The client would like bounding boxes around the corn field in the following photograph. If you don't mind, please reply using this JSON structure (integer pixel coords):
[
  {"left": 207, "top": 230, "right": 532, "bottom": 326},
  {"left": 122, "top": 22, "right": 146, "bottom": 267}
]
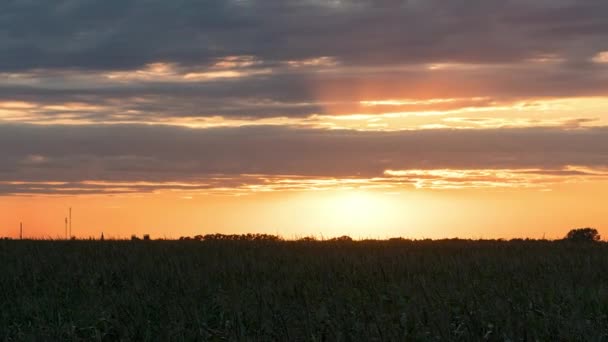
[{"left": 1, "top": 239, "right": 607, "bottom": 341}]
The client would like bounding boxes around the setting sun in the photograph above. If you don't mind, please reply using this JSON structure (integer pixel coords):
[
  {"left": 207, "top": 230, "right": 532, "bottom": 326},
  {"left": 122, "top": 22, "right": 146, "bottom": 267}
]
[{"left": 321, "top": 191, "right": 397, "bottom": 236}]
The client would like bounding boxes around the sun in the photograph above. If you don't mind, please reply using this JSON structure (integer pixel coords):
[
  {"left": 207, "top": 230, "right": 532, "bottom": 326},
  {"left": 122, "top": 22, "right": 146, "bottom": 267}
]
[
  {"left": 334, "top": 191, "right": 377, "bottom": 213},
  {"left": 321, "top": 190, "right": 396, "bottom": 237}
]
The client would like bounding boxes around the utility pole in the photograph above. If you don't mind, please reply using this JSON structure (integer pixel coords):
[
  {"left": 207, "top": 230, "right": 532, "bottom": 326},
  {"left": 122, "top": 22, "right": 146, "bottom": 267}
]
[
  {"left": 69, "top": 207, "right": 72, "bottom": 239},
  {"left": 19, "top": 222, "right": 22, "bottom": 240},
  {"left": 65, "top": 217, "right": 68, "bottom": 240}
]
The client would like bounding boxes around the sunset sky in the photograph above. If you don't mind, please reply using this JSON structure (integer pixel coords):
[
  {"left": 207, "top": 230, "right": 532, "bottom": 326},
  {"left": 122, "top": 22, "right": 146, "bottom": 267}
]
[{"left": 1, "top": 0, "right": 608, "bottom": 239}]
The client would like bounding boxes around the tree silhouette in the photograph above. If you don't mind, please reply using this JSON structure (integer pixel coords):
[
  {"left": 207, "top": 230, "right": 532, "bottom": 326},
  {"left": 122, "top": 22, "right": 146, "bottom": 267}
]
[
  {"left": 297, "top": 236, "right": 317, "bottom": 242},
  {"left": 328, "top": 235, "right": 353, "bottom": 242},
  {"left": 199, "top": 233, "right": 281, "bottom": 241},
  {"left": 564, "top": 228, "right": 600, "bottom": 242}
]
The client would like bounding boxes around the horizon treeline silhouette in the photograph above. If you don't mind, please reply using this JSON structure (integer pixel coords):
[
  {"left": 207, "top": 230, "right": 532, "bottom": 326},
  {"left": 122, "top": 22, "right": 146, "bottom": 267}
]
[{"left": 1, "top": 228, "right": 601, "bottom": 242}]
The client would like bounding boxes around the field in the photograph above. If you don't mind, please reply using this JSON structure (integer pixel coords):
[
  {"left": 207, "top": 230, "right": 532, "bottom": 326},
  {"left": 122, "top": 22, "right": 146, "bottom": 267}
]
[{"left": 2, "top": 240, "right": 608, "bottom": 341}]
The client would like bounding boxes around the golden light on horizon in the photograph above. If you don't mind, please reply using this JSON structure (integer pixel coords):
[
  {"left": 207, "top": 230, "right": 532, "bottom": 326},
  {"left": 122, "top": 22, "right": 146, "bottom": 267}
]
[
  {"left": 2, "top": 179, "right": 608, "bottom": 240},
  {"left": 321, "top": 190, "right": 397, "bottom": 235}
]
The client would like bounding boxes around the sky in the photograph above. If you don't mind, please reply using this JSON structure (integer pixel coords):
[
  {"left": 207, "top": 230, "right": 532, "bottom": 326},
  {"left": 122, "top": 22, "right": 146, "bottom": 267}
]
[{"left": 1, "top": 0, "right": 608, "bottom": 239}]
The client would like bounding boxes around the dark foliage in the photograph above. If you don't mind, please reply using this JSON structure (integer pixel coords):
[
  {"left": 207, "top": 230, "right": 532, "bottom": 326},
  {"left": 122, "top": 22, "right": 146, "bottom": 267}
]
[
  {"left": 296, "top": 236, "right": 317, "bottom": 242},
  {"left": 328, "top": 235, "right": 353, "bottom": 242},
  {"left": 564, "top": 228, "right": 600, "bottom": 242},
  {"left": 179, "top": 233, "right": 281, "bottom": 242},
  {"left": 2, "top": 240, "right": 608, "bottom": 340}
]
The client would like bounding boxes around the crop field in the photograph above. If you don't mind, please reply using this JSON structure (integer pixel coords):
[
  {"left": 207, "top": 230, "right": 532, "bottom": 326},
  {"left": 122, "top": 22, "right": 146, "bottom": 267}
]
[{"left": 1, "top": 240, "right": 608, "bottom": 341}]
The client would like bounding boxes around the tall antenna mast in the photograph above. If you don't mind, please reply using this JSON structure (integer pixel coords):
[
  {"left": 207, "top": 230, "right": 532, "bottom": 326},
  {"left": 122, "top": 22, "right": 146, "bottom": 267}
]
[
  {"left": 69, "top": 207, "right": 72, "bottom": 239},
  {"left": 20, "top": 222, "right": 22, "bottom": 240},
  {"left": 65, "top": 217, "right": 68, "bottom": 240}
]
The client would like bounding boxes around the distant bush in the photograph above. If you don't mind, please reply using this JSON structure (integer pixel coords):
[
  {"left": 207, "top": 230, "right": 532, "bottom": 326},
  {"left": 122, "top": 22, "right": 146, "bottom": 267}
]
[
  {"left": 388, "top": 237, "right": 408, "bottom": 242},
  {"left": 178, "top": 233, "right": 283, "bottom": 242},
  {"left": 564, "top": 228, "right": 600, "bottom": 242},
  {"left": 297, "top": 236, "right": 317, "bottom": 242},
  {"left": 328, "top": 235, "right": 353, "bottom": 242}
]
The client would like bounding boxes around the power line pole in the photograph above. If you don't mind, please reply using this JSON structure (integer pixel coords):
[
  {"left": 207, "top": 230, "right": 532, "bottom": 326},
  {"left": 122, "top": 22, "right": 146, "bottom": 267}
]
[
  {"left": 19, "top": 222, "right": 22, "bottom": 240},
  {"left": 69, "top": 207, "right": 72, "bottom": 239},
  {"left": 65, "top": 217, "right": 68, "bottom": 240}
]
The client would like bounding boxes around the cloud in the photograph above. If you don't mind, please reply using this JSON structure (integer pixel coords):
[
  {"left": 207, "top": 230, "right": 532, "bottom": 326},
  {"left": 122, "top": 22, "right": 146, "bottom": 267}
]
[
  {"left": 592, "top": 51, "right": 608, "bottom": 64},
  {"left": 1, "top": 0, "right": 608, "bottom": 122},
  {"left": 2, "top": 1, "right": 608, "bottom": 195},
  {"left": 1, "top": 0, "right": 608, "bottom": 72},
  {"left": 1, "top": 123, "right": 607, "bottom": 194},
  {"left": 383, "top": 167, "right": 608, "bottom": 190},
  {"left": 1, "top": 63, "right": 607, "bottom": 123}
]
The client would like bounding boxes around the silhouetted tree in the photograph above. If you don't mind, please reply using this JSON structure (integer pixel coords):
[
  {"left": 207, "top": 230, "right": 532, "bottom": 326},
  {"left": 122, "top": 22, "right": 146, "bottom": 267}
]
[
  {"left": 200, "top": 233, "right": 281, "bottom": 241},
  {"left": 131, "top": 235, "right": 140, "bottom": 241},
  {"left": 329, "top": 235, "right": 353, "bottom": 242},
  {"left": 297, "top": 236, "right": 317, "bottom": 242},
  {"left": 203, "top": 233, "right": 223, "bottom": 241},
  {"left": 143, "top": 234, "right": 150, "bottom": 241},
  {"left": 564, "top": 228, "right": 600, "bottom": 242}
]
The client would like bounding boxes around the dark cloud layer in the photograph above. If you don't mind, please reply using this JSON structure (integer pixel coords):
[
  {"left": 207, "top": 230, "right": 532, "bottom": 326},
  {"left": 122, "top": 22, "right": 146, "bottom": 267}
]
[
  {"left": 1, "top": 0, "right": 608, "bottom": 71},
  {"left": 1, "top": 1, "right": 608, "bottom": 196},
  {"left": 1, "top": 64, "right": 607, "bottom": 121},
  {"left": 1, "top": 124, "right": 607, "bottom": 185},
  {"left": 1, "top": 0, "right": 608, "bottom": 120}
]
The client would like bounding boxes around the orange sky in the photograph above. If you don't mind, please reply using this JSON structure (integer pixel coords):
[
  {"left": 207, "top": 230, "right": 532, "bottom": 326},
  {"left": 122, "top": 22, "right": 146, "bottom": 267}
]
[{"left": 3, "top": 179, "right": 608, "bottom": 240}]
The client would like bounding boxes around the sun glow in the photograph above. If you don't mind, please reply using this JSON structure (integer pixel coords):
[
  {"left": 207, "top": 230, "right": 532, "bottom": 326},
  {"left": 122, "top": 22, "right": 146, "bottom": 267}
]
[{"left": 319, "top": 190, "right": 398, "bottom": 237}]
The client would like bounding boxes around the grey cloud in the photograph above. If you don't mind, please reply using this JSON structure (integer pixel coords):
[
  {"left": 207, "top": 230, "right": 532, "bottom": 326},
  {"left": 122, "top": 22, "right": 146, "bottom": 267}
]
[
  {"left": 1, "top": 124, "right": 608, "bottom": 187},
  {"left": 1, "top": 0, "right": 608, "bottom": 121},
  {"left": 1, "top": 62, "right": 607, "bottom": 121},
  {"left": 2, "top": 1, "right": 608, "bottom": 196},
  {"left": 1, "top": 0, "right": 608, "bottom": 72}
]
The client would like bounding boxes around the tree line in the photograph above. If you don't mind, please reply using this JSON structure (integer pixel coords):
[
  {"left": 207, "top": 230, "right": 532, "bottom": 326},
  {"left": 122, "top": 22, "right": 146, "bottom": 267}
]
[
  {"left": 176, "top": 234, "right": 355, "bottom": 242},
  {"left": 174, "top": 229, "right": 601, "bottom": 243}
]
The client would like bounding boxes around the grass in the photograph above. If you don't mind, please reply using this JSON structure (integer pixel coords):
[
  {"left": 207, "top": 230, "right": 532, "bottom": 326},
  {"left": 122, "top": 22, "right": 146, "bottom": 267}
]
[{"left": 1, "top": 239, "right": 608, "bottom": 341}]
